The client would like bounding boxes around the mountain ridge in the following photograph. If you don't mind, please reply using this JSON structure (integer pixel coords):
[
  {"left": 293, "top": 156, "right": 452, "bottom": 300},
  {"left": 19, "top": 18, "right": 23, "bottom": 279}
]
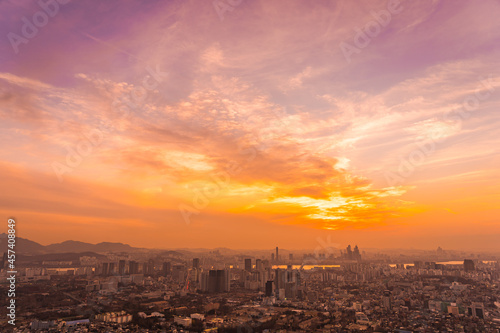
[{"left": 0, "top": 233, "right": 139, "bottom": 254}]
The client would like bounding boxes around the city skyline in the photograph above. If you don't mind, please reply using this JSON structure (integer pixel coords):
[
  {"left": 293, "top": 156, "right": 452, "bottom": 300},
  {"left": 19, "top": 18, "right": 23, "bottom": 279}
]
[
  {"left": 1, "top": 231, "right": 498, "bottom": 254},
  {"left": 1, "top": 0, "right": 500, "bottom": 251}
]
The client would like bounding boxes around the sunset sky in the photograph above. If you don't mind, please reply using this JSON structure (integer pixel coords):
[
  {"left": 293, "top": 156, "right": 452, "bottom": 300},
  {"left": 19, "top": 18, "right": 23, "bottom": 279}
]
[{"left": 1, "top": 0, "right": 499, "bottom": 250}]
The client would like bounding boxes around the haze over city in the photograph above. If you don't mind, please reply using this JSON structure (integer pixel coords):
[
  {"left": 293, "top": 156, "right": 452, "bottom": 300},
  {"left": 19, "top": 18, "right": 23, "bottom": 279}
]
[
  {"left": 1, "top": 0, "right": 500, "bottom": 251},
  {"left": 2, "top": 1, "right": 500, "bottom": 332}
]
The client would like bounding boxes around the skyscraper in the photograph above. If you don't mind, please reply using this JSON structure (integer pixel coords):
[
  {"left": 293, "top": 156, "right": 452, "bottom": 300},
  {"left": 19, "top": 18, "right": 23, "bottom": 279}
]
[
  {"left": 108, "top": 262, "right": 115, "bottom": 275},
  {"left": 201, "top": 269, "right": 230, "bottom": 293},
  {"left": 276, "top": 247, "right": 279, "bottom": 263},
  {"left": 118, "top": 260, "right": 126, "bottom": 275},
  {"left": 285, "top": 282, "right": 296, "bottom": 299},
  {"left": 274, "top": 268, "right": 285, "bottom": 293},
  {"left": 265, "top": 280, "right": 273, "bottom": 297},
  {"left": 464, "top": 259, "right": 475, "bottom": 272},
  {"left": 353, "top": 245, "right": 361, "bottom": 261},
  {"left": 346, "top": 245, "right": 353, "bottom": 260},
  {"left": 172, "top": 264, "right": 186, "bottom": 282},
  {"left": 101, "top": 262, "right": 109, "bottom": 276},
  {"left": 193, "top": 258, "right": 200, "bottom": 270},
  {"left": 245, "top": 258, "right": 252, "bottom": 272},
  {"left": 256, "top": 259, "right": 263, "bottom": 271},
  {"left": 129, "top": 260, "right": 139, "bottom": 274}
]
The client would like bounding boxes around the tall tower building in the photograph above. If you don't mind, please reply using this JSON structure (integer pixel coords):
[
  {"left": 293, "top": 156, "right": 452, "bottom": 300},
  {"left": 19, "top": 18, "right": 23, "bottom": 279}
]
[
  {"left": 265, "top": 280, "right": 273, "bottom": 296},
  {"left": 276, "top": 247, "right": 279, "bottom": 263},
  {"left": 129, "top": 261, "right": 139, "bottom": 274},
  {"left": 275, "top": 268, "right": 286, "bottom": 293},
  {"left": 201, "top": 269, "right": 230, "bottom": 293},
  {"left": 256, "top": 259, "right": 263, "bottom": 271},
  {"left": 172, "top": 264, "right": 185, "bottom": 282},
  {"left": 464, "top": 259, "right": 475, "bottom": 272},
  {"left": 245, "top": 258, "right": 252, "bottom": 272},
  {"left": 346, "top": 245, "right": 353, "bottom": 260},
  {"left": 108, "top": 262, "right": 115, "bottom": 275},
  {"left": 101, "top": 262, "right": 109, "bottom": 276},
  {"left": 353, "top": 245, "right": 361, "bottom": 261},
  {"left": 118, "top": 260, "right": 126, "bottom": 275},
  {"left": 193, "top": 258, "right": 200, "bottom": 270}
]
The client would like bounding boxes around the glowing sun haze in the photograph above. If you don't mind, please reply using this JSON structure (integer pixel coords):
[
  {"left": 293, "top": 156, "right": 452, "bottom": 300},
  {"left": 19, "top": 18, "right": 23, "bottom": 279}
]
[{"left": 1, "top": 0, "right": 499, "bottom": 250}]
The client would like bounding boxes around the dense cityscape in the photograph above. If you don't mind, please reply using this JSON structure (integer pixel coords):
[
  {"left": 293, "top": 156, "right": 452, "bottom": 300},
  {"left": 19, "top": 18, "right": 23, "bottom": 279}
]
[
  {"left": 2, "top": 1, "right": 500, "bottom": 332},
  {"left": 1, "top": 237, "right": 499, "bottom": 332}
]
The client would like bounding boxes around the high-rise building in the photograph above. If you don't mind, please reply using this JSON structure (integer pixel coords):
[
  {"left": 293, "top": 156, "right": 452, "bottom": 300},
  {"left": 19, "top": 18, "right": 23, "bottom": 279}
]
[
  {"left": 108, "top": 262, "right": 115, "bottom": 275},
  {"left": 118, "top": 260, "right": 126, "bottom": 275},
  {"left": 193, "top": 258, "right": 200, "bottom": 270},
  {"left": 275, "top": 268, "right": 286, "bottom": 293},
  {"left": 346, "top": 245, "right": 353, "bottom": 260},
  {"left": 353, "top": 245, "right": 361, "bottom": 261},
  {"left": 276, "top": 247, "right": 279, "bottom": 263},
  {"left": 245, "top": 258, "right": 252, "bottom": 272},
  {"left": 147, "top": 259, "right": 155, "bottom": 275},
  {"left": 129, "top": 261, "right": 139, "bottom": 274},
  {"left": 101, "top": 262, "right": 109, "bottom": 276},
  {"left": 265, "top": 280, "right": 273, "bottom": 297},
  {"left": 201, "top": 269, "right": 230, "bottom": 293},
  {"left": 271, "top": 253, "right": 275, "bottom": 262},
  {"left": 414, "top": 261, "right": 424, "bottom": 269},
  {"left": 172, "top": 264, "right": 185, "bottom": 282},
  {"left": 162, "top": 262, "right": 171, "bottom": 275},
  {"left": 464, "top": 259, "right": 475, "bottom": 272},
  {"left": 295, "top": 271, "right": 302, "bottom": 286},
  {"left": 285, "top": 282, "right": 296, "bottom": 299},
  {"left": 256, "top": 259, "right": 263, "bottom": 271}
]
